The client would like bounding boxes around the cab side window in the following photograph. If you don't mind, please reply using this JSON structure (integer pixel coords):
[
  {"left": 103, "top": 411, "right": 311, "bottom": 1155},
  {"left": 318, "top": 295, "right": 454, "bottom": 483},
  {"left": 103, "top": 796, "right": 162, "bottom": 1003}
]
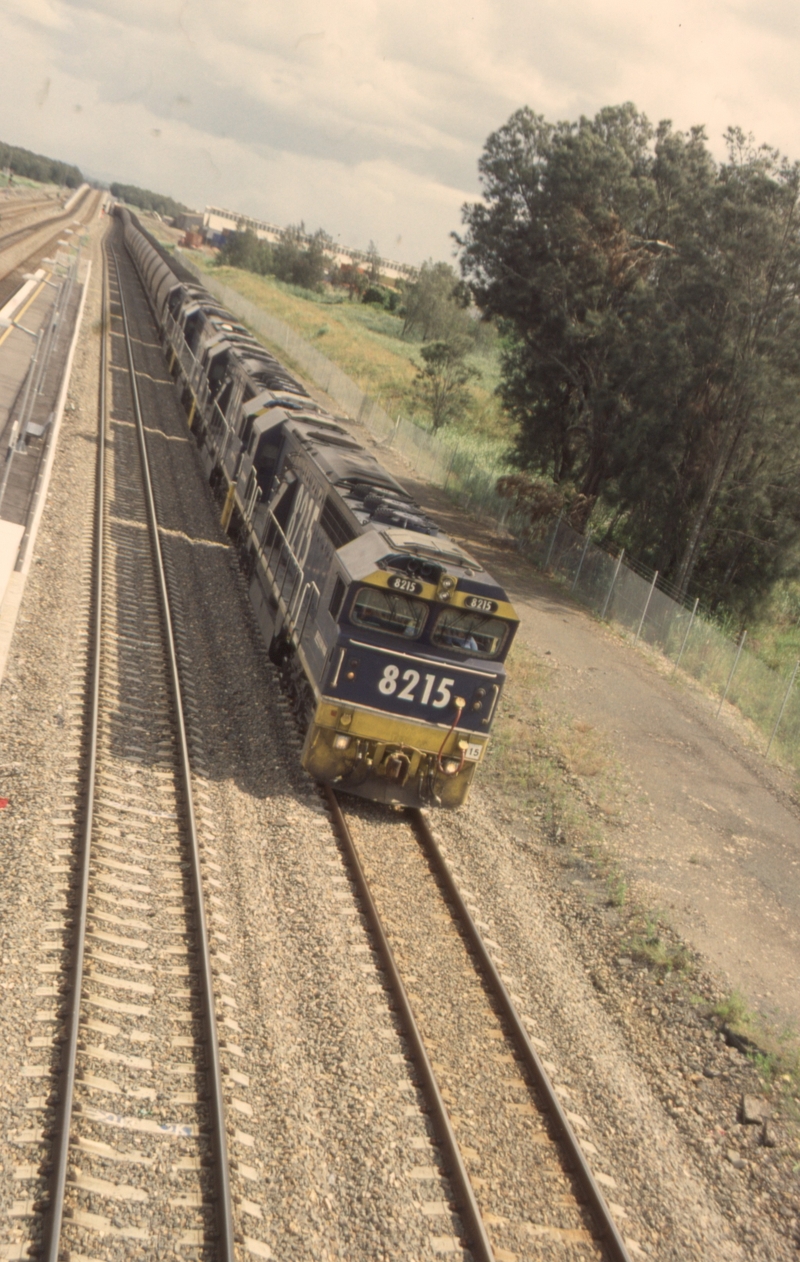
[
  {"left": 431, "top": 608, "right": 508, "bottom": 657},
  {"left": 351, "top": 587, "right": 427, "bottom": 639}
]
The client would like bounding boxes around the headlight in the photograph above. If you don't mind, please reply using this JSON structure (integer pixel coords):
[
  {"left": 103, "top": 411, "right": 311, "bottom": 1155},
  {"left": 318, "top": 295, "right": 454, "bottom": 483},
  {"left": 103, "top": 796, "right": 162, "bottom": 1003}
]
[{"left": 333, "top": 734, "right": 351, "bottom": 750}]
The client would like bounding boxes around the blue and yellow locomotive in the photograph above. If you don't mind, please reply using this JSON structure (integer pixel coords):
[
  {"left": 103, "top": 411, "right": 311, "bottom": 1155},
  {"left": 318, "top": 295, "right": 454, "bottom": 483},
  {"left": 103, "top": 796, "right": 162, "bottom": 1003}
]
[{"left": 118, "top": 206, "right": 518, "bottom": 807}]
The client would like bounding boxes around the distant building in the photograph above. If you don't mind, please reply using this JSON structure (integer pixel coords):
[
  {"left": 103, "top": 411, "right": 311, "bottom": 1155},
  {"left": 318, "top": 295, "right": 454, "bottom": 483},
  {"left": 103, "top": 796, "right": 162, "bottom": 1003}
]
[
  {"left": 202, "top": 206, "right": 418, "bottom": 281},
  {"left": 175, "top": 211, "right": 204, "bottom": 233}
]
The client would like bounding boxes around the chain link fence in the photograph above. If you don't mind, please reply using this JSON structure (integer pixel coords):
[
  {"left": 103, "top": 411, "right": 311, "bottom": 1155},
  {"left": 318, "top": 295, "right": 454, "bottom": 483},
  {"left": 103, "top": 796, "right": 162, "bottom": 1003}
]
[
  {"left": 531, "top": 516, "right": 800, "bottom": 769},
  {"left": 180, "top": 255, "right": 800, "bottom": 772},
  {"left": 179, "top": 257, "right": 512, "bottom": 517}
]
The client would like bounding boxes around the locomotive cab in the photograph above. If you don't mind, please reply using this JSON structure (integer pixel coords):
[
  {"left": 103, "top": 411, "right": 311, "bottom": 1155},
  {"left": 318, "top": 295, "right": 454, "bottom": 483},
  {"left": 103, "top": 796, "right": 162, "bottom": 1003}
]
[{"left": 301, "top": 530, "right": 519, "bottom": 808}]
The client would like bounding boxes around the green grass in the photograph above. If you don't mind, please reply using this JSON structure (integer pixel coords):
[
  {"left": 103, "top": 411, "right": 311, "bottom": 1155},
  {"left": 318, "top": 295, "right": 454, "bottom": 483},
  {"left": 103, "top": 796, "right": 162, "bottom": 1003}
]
[
  {"left": 0, "top": 173, "right": 51, "bottom": 190},
  {"left": 184, "top": 254, "right": 509, "bottom": 439},
  {"left": 606, "top": 869, "right": 628, "bottom": 907},
  {"left": 625, "top": 914, "right": 694, "bottom": 975},
  {"left": 713, "top": 990, "right": 800, "bottom": 1093},
  {"left": 747, "top": 580, "right": 800, "bottom": 677}
]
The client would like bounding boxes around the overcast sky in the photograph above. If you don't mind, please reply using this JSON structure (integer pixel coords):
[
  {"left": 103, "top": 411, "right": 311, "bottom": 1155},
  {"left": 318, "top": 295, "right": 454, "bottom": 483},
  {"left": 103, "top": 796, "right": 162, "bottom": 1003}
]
[{"left": 2, "top": 0, "right": 799, "bottom": 265}]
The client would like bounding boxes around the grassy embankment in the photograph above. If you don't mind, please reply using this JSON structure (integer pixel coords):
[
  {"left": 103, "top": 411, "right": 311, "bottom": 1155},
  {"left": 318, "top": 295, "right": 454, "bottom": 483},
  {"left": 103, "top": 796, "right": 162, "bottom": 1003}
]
[
  {"left": 185, "top": 254, "right": 507, "bottom": 441},
  {"left": 749, "top": 585, "right": 800, "bottom": 678},
  {"left": 0, "top": 174, "right": 50, "bottom": 190}
]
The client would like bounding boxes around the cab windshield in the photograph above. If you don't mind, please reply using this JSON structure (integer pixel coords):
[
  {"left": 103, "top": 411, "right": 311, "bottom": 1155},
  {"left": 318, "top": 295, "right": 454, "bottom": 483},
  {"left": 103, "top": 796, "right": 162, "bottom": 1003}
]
[
  {"left": 351, "top": 587, "right": 427, "bottom": 639},
  {"left": 431, "top": 608, "right": 507, "bottom": 658}
]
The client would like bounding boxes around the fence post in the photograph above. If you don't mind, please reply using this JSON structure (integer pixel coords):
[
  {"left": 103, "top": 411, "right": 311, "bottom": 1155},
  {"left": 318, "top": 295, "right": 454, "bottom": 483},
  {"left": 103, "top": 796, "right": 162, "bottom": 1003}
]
[
  {"left": 460, "top": 453, "right": 476, "bottom": 495},
  {"left": 443, "top": 442, "right": 459, "bottom": 490},
  {"left": 0, "top": 328, "right": 43, "bottom": 512},
  {"left": 634, "top": 570, "right": 659, "bottom": 645},
  {"left": 600, "top": 548, "right": 624, "bottom": 621},
  {"left": 717, "top": 629, "right": 747, "bottom": 718},
  {"left": 570, "top": 533, "right": 591, "bottom": 593},
  {"left": 413, "top": 437, "right": 424, "bottom": 474},
  {"left": 544, "top": 513, "right": 563, "bottom": 569},
  {"left": 672, "top": 597, "right": 699, "bottom": 674},
  {"left": 765, "top": 660, "right": 800, "bottom": 759}
]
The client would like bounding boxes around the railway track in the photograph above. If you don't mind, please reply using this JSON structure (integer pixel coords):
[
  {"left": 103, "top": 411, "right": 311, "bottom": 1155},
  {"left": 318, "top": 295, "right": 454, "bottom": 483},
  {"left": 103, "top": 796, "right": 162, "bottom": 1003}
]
[
  {"left": 22, "top": 213, "right": 631, "bottom": 1260},
  {"left": 324, "top": 790, "right": 634, "bottom": 1262},
  {"left": 0, "top": 202, "right": 83, "bottom": 255},
  {"left": 99, "top": 215, "right": 632, "bottom": 1259},
  {"left": 38, "top": 242, "right": 236, "bottom": 1260},
  {"left": 0, "top": 197, "right": 58, "bottom": 233}
]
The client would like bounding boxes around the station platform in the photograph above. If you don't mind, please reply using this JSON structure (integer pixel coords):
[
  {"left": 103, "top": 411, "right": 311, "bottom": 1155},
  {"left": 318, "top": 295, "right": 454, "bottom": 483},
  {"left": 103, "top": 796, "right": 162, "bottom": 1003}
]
[
  {"left": 0, "top": 241, "right": 92, "bottom": 684},
  {"left": 0, "top": 253, "right": 84, "bottom": 535}
]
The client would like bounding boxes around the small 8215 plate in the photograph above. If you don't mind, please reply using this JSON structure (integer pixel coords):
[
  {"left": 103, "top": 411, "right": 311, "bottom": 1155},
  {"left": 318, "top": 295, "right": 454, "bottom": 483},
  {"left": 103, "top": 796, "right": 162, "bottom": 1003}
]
[
  {"left": 463, "top": 595, "right": 497, "bottom": 613},
  {"left": 388, "top": 575, "right": 423, "bottom": 595}
]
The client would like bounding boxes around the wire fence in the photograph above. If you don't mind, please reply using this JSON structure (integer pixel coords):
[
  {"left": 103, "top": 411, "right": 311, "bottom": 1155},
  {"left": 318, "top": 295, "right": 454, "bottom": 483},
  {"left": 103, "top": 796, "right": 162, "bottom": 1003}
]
[
  {"left": 180, "top": 254, "right": 800, "bottom": 772},
  {"left": 179, "top": 257, "right": 513, "bottom": 517},
  {"left": 530, "top": 515, "right": 800, "bottom": 770}
]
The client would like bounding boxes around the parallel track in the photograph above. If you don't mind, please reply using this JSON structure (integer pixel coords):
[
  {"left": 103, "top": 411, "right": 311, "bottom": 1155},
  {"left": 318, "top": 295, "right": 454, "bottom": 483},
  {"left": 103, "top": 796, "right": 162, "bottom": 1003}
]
[
  {"left": 325, "top": 789, "right": 633, "bottom": 1262},
  {"left": 40, "top": 242, "right": 235, "bottom": 1260},
  {"left": 0, "top": 191, "right": 90, "bottom": 254}
]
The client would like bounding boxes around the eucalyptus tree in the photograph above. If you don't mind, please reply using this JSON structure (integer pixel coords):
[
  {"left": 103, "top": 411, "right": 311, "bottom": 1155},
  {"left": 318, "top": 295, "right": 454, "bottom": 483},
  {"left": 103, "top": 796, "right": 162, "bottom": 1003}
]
[
  {"left": 458, "top": 105, "right": 800, "bottom": 609},
  {"left": 402, "top": 260, "right": 474, "bottom": 342},
  {"left": 457, "top": 104, "right": 664, "bottom": 522},
  {"left": 649, "top": 129, "right": 800, "bottom": 602}
]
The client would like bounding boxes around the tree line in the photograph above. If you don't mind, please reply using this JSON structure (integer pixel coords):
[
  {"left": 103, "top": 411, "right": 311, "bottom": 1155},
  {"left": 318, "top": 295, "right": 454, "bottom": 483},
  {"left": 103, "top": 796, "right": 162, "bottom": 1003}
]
[
  {"left": 0, "top": 139, "right": 82, "bottom": 188},
  {"left": 215, "top": 223, "right": 397, "bottom": 297},
  {"left": 215, "top": 227, "right": 490, "bottom": 429},
  {"left": 216, "top": 224, "right": 337, "bottom": 291},
  {"left": 110, "top": 182, "right": 188, "bottom": 219},
  {"left": 457, "top": 104, "right": 800, "bottom": 613}
]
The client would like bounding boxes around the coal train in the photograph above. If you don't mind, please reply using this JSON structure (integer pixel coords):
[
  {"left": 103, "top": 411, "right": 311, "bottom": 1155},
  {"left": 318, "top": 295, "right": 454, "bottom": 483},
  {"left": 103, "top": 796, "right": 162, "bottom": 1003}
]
[{"left": 116, "top": 206, "right": 519, "bottom": 807}]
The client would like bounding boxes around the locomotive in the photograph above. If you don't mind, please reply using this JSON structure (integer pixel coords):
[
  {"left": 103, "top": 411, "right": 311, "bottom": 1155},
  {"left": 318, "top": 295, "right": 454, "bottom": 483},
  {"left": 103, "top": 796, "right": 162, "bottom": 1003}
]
[{"left": 117, "top": 206, "right": 519, "bottom": 807}]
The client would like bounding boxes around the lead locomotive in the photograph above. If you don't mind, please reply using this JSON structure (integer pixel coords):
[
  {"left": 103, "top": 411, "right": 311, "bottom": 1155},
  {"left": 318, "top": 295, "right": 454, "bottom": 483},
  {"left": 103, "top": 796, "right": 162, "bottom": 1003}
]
[{"left": 118, "top": 206, "right": 518, "bottom": 807}]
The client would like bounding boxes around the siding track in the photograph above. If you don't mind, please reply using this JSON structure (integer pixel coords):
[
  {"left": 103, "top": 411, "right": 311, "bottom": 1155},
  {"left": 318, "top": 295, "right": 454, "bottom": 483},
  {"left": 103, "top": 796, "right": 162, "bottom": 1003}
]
[
  {"left": 0, "top": 190, "right": 92, "bottom": 253},
  {"left": 325, "top": 789, "right": 633, "bottom": 1262},
  {"left": 39, "top": 244, "right": 235, "bottom": 1261}
]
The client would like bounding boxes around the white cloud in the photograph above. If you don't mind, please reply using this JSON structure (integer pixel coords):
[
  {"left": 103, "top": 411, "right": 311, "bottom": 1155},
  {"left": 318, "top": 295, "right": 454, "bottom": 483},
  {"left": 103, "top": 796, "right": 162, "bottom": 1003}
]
[{"left": 2, "top": 0, "right": 800, "bottom": 262}]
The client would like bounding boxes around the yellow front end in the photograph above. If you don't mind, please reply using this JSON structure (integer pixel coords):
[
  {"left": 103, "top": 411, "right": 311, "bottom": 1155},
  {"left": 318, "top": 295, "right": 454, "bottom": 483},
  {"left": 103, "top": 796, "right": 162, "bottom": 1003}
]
[{"left": 302, "top": 700, "right": 487, "bottom": 808}]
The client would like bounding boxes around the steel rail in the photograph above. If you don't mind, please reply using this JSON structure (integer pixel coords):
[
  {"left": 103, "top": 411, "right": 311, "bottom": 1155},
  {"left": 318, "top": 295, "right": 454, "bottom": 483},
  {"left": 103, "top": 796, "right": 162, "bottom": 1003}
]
[
  {"left": 411, "top": 809, "right": 633, "bottom": 1262},
  {"left": 0, "top": 191, "right": 89, "bottom": 252},
  {"left": 111, "top": 245, "right": 236, "bottom": 1262},
  {"left": 0, "top": 213, "right": 69, "bottom": 252},
  {"left": 323, "top": 786, "right": 496, "bottom": 1262},
  {"left": 40, "top": 247, "right": 107, "bottom": 1262}
]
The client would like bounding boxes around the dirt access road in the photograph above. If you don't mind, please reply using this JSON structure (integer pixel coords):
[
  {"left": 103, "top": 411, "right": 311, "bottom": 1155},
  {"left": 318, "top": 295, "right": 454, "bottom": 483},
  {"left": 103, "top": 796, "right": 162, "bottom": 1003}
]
[{"left": 376, "top": 455, "right": 800, "bottom": 1034}]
